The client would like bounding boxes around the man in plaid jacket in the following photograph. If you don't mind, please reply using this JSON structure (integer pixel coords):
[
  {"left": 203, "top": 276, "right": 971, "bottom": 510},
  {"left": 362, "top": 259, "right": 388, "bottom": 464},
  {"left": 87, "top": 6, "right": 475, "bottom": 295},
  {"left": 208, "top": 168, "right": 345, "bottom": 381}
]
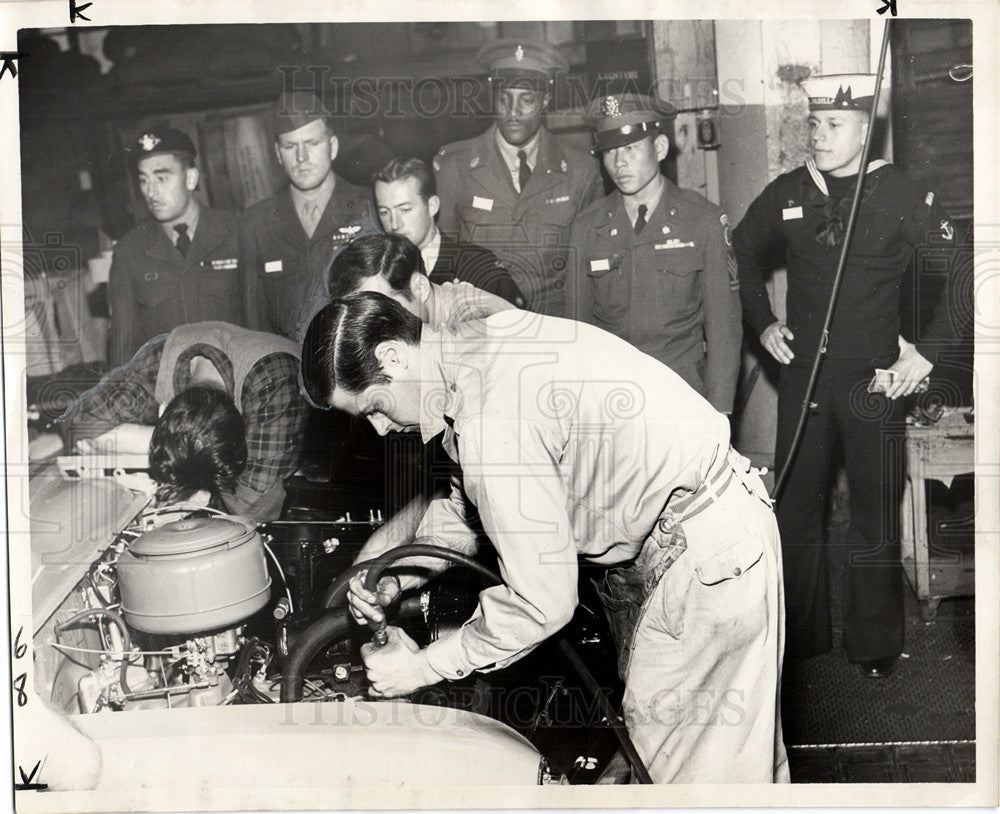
[{"left": 59, "top": 322, "right": 308, "bottom": 522}]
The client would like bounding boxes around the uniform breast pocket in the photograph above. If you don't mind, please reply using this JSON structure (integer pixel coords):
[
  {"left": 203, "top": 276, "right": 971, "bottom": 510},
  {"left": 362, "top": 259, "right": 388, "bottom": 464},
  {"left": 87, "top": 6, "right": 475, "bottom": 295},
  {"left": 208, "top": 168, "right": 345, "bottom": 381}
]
[
  {"left": 201, "top": 266, "right": 243, "bottom": 319},
  {"left": 654, "top": 248, "right": 702, "bottom": 315},
  {"left": 460, "top": 201, "right": 513, "bottom": 244},
  {"left": 256, "top": 255, "right": 303, "bottom": 283},
  {"left": 134, "top": 270, "right": 181, "bottom": 312},
  {"left": 588, "top": 261, "right": 629, "bottom": 324}
]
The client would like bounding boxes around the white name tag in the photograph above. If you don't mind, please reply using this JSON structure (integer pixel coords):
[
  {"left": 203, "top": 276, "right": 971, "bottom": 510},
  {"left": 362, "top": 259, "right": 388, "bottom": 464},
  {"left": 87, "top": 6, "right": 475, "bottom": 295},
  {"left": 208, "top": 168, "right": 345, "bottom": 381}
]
[
  {"left": 472, "top": 196, "right": 494, "bottom": 211},
  {"left": 265, "top": 260, "right": 283, "bottom": 273},
  {"left": 590, "top": 258, "right": 610, "bottom": 272},
  {"left": 546, "top": 195, "right": 570, "bottom": 205},
  {"left": 782, "top": 206, "right": 803, "bottom": 220},
  {"left": 210, "top": 258, "right": 238, "bottom": 271}
]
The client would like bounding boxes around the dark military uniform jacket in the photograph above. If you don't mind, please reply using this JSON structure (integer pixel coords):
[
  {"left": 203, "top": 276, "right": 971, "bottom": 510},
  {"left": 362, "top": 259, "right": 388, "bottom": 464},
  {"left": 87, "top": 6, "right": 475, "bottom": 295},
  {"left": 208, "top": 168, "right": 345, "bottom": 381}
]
[
  {"left": 434, "top": 125, "right": 602, "bottom": 317},
  {"left": 431, "top": 232, "right": 526, "bottom": 308},
  {"left": 108, "top": 206, "right": 244, "bottom": 368},
  {"left": 568, "top": 180, "right": 743, "bottom": 413},
  {"left": 733, "top": 163, "right": 957, "bottom": 366},
  {"left": 239, "top": 174, "right": 378, "bottom": 342}
]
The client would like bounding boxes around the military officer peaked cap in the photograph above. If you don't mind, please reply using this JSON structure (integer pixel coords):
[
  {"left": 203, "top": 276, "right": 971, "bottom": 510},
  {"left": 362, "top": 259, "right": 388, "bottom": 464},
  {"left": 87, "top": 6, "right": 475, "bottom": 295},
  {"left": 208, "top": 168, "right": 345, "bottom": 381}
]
[
  {"left": 802, "top": 73, "right": 878, "bottom": 112},
  {"left": 130, "top": 127, "right": 197, "bottom": 166},
  {"left": 271, "top": 90, "right": 331, "bottom": 138},
  {"left": 478, "top": 38, "right": 568, "bottom": 90},
  {"left": 584, "top": 93, "right": 677, "bottom": 152}
]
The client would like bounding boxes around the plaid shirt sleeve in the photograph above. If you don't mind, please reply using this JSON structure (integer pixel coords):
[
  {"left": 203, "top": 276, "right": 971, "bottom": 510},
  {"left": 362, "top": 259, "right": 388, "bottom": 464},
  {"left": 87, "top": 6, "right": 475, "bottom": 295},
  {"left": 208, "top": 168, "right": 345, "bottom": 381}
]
[
  {"left": 221, "top": 351, "right": 308, "bottom": 520},
  {"left": 59, "top": 338, "right": 164, "bottom": 446}
]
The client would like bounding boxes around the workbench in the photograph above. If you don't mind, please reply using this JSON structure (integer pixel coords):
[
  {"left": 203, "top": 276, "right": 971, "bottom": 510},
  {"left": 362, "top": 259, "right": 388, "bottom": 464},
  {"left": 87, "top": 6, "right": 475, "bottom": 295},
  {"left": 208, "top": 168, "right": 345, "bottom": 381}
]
[{"left": 899, "top": 407, "right": 975, "bottom": 620}]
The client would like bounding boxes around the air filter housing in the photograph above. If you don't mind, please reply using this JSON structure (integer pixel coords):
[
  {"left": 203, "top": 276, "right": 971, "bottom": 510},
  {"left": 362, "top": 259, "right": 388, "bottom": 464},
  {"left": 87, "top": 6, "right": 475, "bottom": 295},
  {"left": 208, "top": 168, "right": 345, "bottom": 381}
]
[{"left": 117, "top": 515, "right": 271, "bottom": 634}]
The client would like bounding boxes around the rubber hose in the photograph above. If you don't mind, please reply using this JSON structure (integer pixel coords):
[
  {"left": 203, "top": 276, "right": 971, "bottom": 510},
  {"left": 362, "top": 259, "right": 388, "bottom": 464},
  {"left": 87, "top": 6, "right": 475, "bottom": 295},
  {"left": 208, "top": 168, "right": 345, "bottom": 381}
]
[
  {"left": 314, "top": 544, "right": 653, "bottom": 783},
  {"left": 321, "top": 544, "right": 501, "bottom": 609},
  {"left": 55, "top": 607, "right": 134, "bottom": 696},
  {"left": 279, "top": 609, "right": 354, "bottom": 703}
]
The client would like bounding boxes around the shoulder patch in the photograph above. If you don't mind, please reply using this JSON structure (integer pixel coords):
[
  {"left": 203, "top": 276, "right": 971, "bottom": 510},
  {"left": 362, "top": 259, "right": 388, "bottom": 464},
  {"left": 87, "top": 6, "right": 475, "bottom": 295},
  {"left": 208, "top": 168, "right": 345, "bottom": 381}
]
[{"left": 720, "top": 213, "right": 733, "bottom": 247}]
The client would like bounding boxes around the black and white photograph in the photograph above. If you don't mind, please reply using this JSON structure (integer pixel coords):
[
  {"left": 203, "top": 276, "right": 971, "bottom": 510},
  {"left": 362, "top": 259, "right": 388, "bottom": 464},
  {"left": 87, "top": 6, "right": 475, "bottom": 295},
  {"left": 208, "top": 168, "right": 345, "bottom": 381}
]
[{"left": 1, "top": 1, "right": 997, "bottom": 810}]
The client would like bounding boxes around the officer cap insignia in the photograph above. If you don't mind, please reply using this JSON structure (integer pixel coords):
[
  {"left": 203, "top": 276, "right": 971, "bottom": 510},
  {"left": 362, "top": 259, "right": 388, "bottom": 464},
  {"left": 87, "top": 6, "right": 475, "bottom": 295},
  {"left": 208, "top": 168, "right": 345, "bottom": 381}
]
[
  {"left": 478, "top": 38, "right": 567, "bottom": 90},
  {"left": 584, "top": 93, "right": 677, "bottom": 152},
  {"left": 138, "top": 134, "right": 161, "bottom": 151},
  {"left": 432, "top": 155, "right": 442, "bottom": 172}
]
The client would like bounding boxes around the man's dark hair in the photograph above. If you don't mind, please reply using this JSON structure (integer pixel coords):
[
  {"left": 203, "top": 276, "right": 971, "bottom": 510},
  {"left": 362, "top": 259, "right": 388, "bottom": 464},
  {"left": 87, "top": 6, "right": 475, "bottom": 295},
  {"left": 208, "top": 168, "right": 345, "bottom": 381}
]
[
  {"left": 148, "top": 385, "right": 248, "bottom": 505},
  {"left": 137, "top": 150, "right": 195, "bottom": 172},
  {"left": 372, "top": 156, "right": 437, "bottom": 201},
  {"left": 301, "top": 291, "right": 422, "bottom": 407},
  {"left": 327, "top": 233, "right": 426, "bottom": 301}
]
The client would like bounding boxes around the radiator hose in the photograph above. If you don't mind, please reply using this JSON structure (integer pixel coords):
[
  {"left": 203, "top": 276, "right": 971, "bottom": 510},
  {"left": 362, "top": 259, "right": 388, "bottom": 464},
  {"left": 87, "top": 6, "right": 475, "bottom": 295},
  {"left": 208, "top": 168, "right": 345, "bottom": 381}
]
[{"left": 283, "top": 544, "right": 653, "bottom": 784}]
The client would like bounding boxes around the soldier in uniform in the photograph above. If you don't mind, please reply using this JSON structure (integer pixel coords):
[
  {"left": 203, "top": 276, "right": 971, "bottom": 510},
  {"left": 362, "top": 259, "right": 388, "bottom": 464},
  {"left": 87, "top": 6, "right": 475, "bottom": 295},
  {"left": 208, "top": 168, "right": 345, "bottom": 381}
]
[
  {"left": 108, "top": 128, "right": 244, "bottom": 368},
  {"left": 239, "top": 90, "right": 379, "bottom": 343},
  {"left": 434, "top": 39, "right": 602, "bottom": 317},
  {"left": 733, "top": 74, "right": 958, "bottom": 677},
  {"left": 569, "top": 94, "right": 743, "bottom": 414}
]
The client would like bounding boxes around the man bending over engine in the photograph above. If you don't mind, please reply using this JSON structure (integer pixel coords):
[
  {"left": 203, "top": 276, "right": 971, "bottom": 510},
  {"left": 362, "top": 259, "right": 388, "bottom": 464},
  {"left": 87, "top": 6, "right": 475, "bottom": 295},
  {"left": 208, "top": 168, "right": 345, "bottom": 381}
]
[{"left": 59, "top": 321, "right": 308, "bottom": 522}]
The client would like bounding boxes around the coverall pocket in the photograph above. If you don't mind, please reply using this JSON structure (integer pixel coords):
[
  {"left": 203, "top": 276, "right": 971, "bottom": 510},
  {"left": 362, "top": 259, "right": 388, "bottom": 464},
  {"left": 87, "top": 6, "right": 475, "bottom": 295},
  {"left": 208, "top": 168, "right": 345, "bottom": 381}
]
[{"left": 695, "top": 536, "right": 764, "bottom": 586}]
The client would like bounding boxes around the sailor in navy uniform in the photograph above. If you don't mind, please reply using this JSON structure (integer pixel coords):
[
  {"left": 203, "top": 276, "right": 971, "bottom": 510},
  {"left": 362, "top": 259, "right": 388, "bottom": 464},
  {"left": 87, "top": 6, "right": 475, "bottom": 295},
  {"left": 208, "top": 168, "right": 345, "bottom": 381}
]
[{"left": 733, "top": 74, "right": 959, "bottom": 677}]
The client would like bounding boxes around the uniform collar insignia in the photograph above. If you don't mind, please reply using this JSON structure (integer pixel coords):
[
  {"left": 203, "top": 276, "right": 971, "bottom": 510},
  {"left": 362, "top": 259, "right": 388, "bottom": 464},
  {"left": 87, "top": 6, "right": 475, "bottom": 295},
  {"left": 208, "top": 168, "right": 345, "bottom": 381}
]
[{"left": 514, "top": 45, "right": 524, "bottom": 61}]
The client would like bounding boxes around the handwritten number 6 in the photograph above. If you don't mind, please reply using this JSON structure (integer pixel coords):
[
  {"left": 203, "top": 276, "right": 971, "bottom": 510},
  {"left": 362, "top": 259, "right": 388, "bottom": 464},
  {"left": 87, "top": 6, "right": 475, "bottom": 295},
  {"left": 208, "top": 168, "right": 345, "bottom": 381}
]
[{"left": 14, "top": 626, "right": 27, "bottom": 659}]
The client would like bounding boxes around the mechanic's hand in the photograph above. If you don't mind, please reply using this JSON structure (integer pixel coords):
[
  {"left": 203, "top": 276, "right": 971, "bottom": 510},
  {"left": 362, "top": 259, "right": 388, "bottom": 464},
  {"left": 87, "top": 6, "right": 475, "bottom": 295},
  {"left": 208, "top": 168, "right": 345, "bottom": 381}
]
[
  {"left": 76, "top": 423, "right": 154, "bottom": 455},
  {"left": 760, "top": 321, "right": 795, "bottom": 365},
  {"left": 346, "top": 570, "right": 401, "bottom": 627},
  {"left": 886, "top": 340, "right": 933, "bottom": 399},
  {"left": 361, "top": 626, "right": 441, "bottom": 698}
]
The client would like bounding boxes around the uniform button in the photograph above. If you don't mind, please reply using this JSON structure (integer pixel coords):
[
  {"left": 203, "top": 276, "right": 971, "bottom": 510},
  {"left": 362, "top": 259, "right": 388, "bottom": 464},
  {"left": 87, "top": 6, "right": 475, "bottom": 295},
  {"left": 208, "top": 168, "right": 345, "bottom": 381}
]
[
  {"left": 456, "top": 669, "right": 464, "bottom": 677},
  {"left": 733, "top": 567, "right": 742, "bottom": 576},
  {"left": 450, "top": 383, "right": 457, "bottom": 392},
  {"left": 658, "top": 518, "right": 672, "bottom": 534}
]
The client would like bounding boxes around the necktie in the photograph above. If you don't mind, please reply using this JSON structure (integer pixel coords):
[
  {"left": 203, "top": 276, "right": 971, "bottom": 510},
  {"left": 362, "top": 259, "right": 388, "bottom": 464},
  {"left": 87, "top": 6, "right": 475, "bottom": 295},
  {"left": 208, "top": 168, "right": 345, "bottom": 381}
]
[
  {"left": 517, "top": 149, "right": 531, "bottom": 193},
  {"left": 305, "top": 202, "right": 321, "bottom": 234},
  {"left": 634, "top": 204, "right": 648, "bottom": 235},
  {"left": 174, "top": 223, "right": 191, "bottom": 257}
]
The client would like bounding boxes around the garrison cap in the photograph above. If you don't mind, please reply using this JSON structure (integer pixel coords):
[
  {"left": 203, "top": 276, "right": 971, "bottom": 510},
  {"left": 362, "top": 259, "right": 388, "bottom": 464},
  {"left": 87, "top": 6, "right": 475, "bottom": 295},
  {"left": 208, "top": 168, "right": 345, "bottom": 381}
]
[
  {"left": 584, "top": 93, "right": 677, "bottom": 152},
  {"left": 802, "top": 73, "right": 878, "bottom": 112},
  {"left": 478, "top": 38, "right": 568, "bottom": 90},
  {"left": 130, "top": 127, "right": 197, "bottom": 166},
  {"left": 271, "top": 90, "right": 331, "bottom": 138}
]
